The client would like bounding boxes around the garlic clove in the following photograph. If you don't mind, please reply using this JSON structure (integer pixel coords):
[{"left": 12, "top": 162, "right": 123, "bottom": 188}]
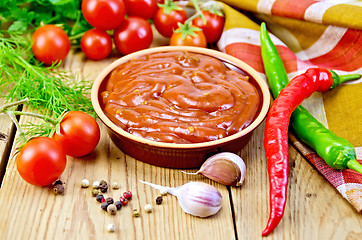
[
  {"left": 173, "top": 182, "right": 222, "bottom": 218},
  {"left": 185, "top": 152, "right": 246, "bottom": 187},
  {"left": 139, "top": 180, "right": 222, "bottom": 218}
]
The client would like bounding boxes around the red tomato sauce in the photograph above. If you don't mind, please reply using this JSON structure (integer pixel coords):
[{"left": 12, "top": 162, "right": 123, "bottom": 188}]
[{"left": 101, "top": 51, "right": 261, "bottom": 144}]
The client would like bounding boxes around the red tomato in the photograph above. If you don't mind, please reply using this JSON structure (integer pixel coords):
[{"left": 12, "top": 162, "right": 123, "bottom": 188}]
[
  {"left": 16, "top": 137, "right": 67, "bottom": 186},
  {"left": 80, "top": 29, "right": 112, "bottom": 60},
  {"left": 82, "top": 0, "right": 126, "bottom": 30},
  {"left": 192, "top": 10, "right": 225, "bottom": 43},
  {"left": 31, "top": 25, "right": 70, "bottom": 65},
  {"left": 153, "top": 6, "right": 188, "bottom": 38},
  {"left": 170, "top": 29, "right": 207, "bottom": 47},
  {"left": 52, "top": 111, "right": 100, "bottom": 157},
  {"left": 113, "top": 16, "right": 153, "bottom": 55},
  {"left": 124, "top": 0, "right": 158, "bottom": 19}
]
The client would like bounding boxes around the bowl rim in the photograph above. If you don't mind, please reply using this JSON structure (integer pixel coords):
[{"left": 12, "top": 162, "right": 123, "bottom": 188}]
[{"left": 91, "top": 46, "right": 270, "bottom": 149}]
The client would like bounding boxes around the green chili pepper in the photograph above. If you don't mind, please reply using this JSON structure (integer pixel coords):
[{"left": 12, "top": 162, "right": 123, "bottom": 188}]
[
  {"left": 260, "top": 21, "right": 362, "bottom": 236},
  {"left": 260, "top": 22, "right": 362, "bottom": 173},
  {"left": 290, "top": 106, "right": 361, "bottom": 171}
]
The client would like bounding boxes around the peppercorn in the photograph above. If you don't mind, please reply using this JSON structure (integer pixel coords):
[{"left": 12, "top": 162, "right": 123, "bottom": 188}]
[
  {"left": 156, "top": 195, "right": 163, "bottom": 205},
  {"left": 99, "top": 180, "right": 107, "bottom": 185},
  {"left": 144, "top": 204, "right": 152, "bottom": 213},
  {"left": 100, "top": 184, "right": 108, "bottom": 193},
  {"left": 105, "top": 197, "right": 114, "bottom": 205},
  {"left": 91, "top": 189, "right": 99, "bottom": 197},
  {"left": 92, "top": 181, "right": 100, "bottom": 189},
  {"left": 81, "top": 179, "right": 89, "bottom": 188},
  {"left": 53, "top": 184, "right": 65, "bottom": 195},
  {"left": 123, "top": 191, "right": 132, "bottom": 200},
  {"left": 107, "top": 223, "right": 115, "bottom": 233},
  {"left": 53, "top": 179, "right": 63, "bottom": 186},
  {"left": 101, "top": 202, "right": 109, "bottom": 211},
  {"left": 111, "top": 182, "right": 119, "bottom": 190},
  {"left": 96, "top": 194, "right": 104, "bottom": 203},
  {"left": 107, "top": 204, "right": 117, "bottom": 215},
  {"left": 119, "top": 197, "right": 128, "bottom": 206},
  {"left": 114, "top": 201, "right": 122, "bottom": 210},
  {"left": 133, "top": 209, "right": 140, "bottom": 217}
]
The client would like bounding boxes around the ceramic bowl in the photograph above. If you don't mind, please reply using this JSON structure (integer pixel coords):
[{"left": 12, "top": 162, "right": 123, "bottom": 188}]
[{"left": 91, "top": 46, "right": 270, "bottom": 168}]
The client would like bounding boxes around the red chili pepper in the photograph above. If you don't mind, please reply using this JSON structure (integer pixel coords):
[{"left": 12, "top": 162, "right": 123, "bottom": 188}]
[{"left": 262, "top": 68, "right": 355, "bottom": 236}]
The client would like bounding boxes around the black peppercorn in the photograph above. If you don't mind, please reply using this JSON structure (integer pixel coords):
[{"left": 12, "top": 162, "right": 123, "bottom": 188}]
[
  {"left": 99, "top": 184, "right": 108, "bottom": 193},
  {"left": 53, "top": 179, "right": 63, "bottom": 186},
  {"left": 96, "top": 194, "right": 104, "bottom": 203},
  {"left": 156, "top": 195, "right": 163, "bottom": 205},
  {"left": 114, "top": 201, "right": 122, "bottom": 210},
  {"left": 105, "top": 197, "right": 114, "bottom": 204},
  {"left": 101, "top": 202, "right": 109, "bottom": 211},
  {"left": 53, "top": 184, "right": 65, "bottom": 195}
]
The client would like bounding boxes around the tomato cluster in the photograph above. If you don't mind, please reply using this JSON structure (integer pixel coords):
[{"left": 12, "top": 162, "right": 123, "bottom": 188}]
[
  {"left": 31, "top": 0, "right": 225, "bottom": 63},
  {"left": 156, "top": 1, "right": 225, "bottom": 47},
  {"left": 81, "top": 0, "right": 154, "bottom": 59},
  {"left": 16, "top": 111, "right": 100, "bottom": 186}
]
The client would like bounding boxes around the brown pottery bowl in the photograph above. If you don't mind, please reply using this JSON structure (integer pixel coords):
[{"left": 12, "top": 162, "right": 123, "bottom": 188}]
[{"left": 91, "top": 46, "right": 270, "bottom": 168}]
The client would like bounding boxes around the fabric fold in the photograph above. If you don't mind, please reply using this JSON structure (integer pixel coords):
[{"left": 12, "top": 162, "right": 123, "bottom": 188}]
[{"left": 216, "top": 0, "right": 362, "bottom": 212}]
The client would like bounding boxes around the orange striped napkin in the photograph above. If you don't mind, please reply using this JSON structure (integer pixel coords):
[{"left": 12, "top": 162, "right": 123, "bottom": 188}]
[{"left": 215, "top": 0, "right": 362, "bottom": 212}]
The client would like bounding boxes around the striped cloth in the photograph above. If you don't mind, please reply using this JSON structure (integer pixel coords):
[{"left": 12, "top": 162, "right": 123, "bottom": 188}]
[{"left": 215, "top": 0, "right": 362, "bottom": 212}]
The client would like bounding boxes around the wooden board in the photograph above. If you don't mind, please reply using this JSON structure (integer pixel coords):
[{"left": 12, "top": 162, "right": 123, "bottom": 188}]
[{"left": 0, "top": 27, "right": 361, "bottom": 239}]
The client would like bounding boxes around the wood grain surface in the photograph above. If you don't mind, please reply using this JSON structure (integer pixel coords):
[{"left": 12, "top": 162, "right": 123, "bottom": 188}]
[{"left": 0, "top": 28, "right": 361, "bottom": 240}]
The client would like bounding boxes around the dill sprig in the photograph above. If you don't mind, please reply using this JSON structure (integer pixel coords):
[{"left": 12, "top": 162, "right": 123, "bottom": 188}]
[{"left": 0, "top": 31, "right": 94, "bottom": 137}]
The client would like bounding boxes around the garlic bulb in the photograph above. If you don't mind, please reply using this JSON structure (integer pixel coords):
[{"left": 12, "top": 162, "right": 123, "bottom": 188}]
[
  {"left": 183, "top": 152, "right": 246, "bottom": 187},
  {"left": 139, "top": 180, "right": 222, "bottom": 218}
]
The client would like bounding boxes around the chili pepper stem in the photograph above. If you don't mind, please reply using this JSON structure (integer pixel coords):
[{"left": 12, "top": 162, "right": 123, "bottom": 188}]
[
  {"left": 347, "top": 160, "right": 362, "bottom": 175},
  {"left": 338, "top": 74, "right": 361, "bottom": 83}
]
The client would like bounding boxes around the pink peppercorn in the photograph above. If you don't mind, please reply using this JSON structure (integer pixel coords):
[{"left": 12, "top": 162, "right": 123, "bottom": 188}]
[
  {"left": 120, "top": 197, "right": 128, "bottom": 205},
  {"left": 123, "top": 191, "right": 132, "bottom": 200}
]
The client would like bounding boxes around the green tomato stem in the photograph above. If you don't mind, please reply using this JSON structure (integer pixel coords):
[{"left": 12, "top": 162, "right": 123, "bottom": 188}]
[
  {"left": 191, "top": 0, "right": 206, "bottom": 24},
  {"left": 68, "top": 31, "right": 85, "bottom": 41},
  {"left": 7, "top": 111, "right": 27, "bottom": 144},
  {"left": 9, "top": 110, "right": 58, "bottom": 125},
  {"left": 0, "top": 98, "right": 29, "bottom": 112}
]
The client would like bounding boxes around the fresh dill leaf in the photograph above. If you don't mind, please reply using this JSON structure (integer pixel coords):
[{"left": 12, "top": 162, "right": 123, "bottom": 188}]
[
  {"left": 21, "top": 121, "right": 53, "bottom": 139},
  {"left": 0, "top": 31, "right": 94, "bottom": 138}
]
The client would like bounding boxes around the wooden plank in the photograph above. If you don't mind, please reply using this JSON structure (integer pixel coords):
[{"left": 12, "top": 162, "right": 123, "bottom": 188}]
[
  {"left": 0, "top": 49, "right": 236, "bottom": 239},
  {"left": 231, "top": 122, "right": 362, "bottom": 239},
  {"left": 0, "top": 114, "right": 235, "bottom": 239},
  {"left": 0, "top": 98, "right": 16, "bottom": 185}
]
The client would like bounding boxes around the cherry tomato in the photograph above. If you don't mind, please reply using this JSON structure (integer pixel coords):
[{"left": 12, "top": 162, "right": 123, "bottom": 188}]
[
  {"left": 113, "top": 16, "right": 153, "bottom": 55},
  {"left": 153, "top": 6, "right": 188, "bottom": 38},
  {"left": 52, "top": 111, "right": 100, "bottom": 157},
  {"left": 31, "top": 25, "right": 70, "bottom": 65},
  {"left": 124, "top": 0, "right": 158, "bottom": 19},
  {"left": 16, "top": 137, "right": 67, "bottom": 186},
  {"left": 192, "top": 10, "right": 225, "bottom": 43},
  {"left": 82, "top": 0, "right": 126, "bottom": 30},
  {"left": 80, "top": 29, "right": 112, "bottom": 60},
  {"left": 170, "top": 29, "right": 207, "bottom": 47}
]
